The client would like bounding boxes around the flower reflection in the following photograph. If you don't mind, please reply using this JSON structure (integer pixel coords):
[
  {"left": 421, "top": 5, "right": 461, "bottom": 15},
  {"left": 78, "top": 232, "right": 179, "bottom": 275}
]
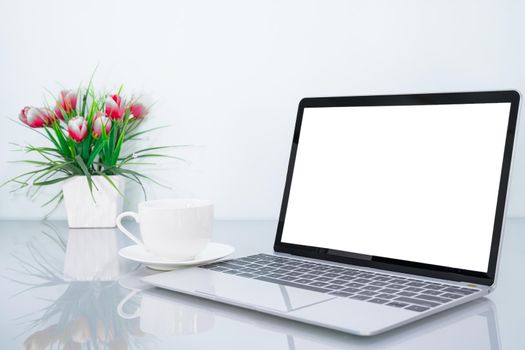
[{"left": 8, "top": 223, "right": 148, "bottom": 350}]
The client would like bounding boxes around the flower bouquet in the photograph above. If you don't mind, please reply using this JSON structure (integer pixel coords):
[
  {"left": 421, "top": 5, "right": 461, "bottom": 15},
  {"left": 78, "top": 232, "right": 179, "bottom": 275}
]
[{"left": 4, "top": 83, "right": 176, "bottom": 227}]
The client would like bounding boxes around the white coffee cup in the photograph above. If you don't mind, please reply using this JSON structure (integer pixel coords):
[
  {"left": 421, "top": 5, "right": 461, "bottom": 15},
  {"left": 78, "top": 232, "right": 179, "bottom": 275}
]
[{"left": 116, "top": 199, "right": 213, "bottom": 260}]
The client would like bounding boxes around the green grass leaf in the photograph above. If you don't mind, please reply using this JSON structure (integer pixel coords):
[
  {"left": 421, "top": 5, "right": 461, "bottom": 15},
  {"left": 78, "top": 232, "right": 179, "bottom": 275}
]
[
  {"left": 99, "top": 173, "right": 124, "bottom": 198},
  {"left": 33, "top": 176, "right": 71, "bottom": 186},
  {"left": 124, "top": 125, "right": 170, "bottom": 141},
  {"left": 74, "top": 155, "right": 97, "bottom": 201},
  {"left": 87, "top": 138, "right": 107, "bottom": 168}
]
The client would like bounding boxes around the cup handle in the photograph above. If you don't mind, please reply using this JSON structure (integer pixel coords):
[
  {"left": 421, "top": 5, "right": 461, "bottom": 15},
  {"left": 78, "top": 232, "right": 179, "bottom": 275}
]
[
  {"left": 117, "top": 289, "right": 141, "bottom": 319},
  {"left": 116, "top": 211, "right": 145, "bottom": 248}
]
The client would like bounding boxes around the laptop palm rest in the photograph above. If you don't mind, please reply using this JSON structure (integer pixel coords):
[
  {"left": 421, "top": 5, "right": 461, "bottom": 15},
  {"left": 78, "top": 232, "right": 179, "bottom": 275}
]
[{"left": 143, "top": 267, "right": 334, "bottom": 313}]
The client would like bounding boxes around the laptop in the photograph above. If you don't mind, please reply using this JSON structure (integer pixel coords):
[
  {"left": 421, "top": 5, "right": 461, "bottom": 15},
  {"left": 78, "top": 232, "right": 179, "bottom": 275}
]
[{"left": 143, "top": 91, "right": 520, "bottom": 336}]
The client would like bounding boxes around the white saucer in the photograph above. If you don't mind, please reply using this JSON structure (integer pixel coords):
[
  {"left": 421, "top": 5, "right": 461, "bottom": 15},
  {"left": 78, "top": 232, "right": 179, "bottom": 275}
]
[{"left": 118, "top": 242, "right": 235, "bottom": 271}]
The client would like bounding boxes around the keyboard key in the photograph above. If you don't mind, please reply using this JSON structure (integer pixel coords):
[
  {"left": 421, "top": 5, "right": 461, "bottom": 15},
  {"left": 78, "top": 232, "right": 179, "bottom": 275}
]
[
  {"left": 323, "top": 273, "right": 340, "bottom": 278},
  {"left": 223, "top": 269, "right": 240, "bottom": 275},
  {"left": 358, "top": 291, "right": 378, "bottom": 297},
  {"left": 329, "top": 291, "right": 353, "bottom": 297},
  {"left": 421, "top": 290, "right": 443, "bottom": 296},
  {"left": 394, "top": 297, "right": 439, "bottom": 308},
  {"left": 245, "top": 263, "right": 262, "bottom": 268},
  {"left": 301, "top": 274, "right": 317, "bottom": 279},
  {"left": 219, "top": 262, "right": 241, "bottom": 268},
  {"left": 387, "top": 301, "right": 409, "bottom": 308},
  {"left": 327, "top": 268, "right": 345, "bottom": 273},
  {"left": 342, "top": 271, "right": 361, "bottom": 276},
  {"left": 423, "top": 284, "right": 445, "bottom": 290},
  {"left": 368, "top": 298, "right": 388, "bottom": 304},
  {"left": 316, "top": 266, "right": 332, "bottom": 271},
  {"left": 284, "top": 272, "right": 303, "bottom": 277},
  {"left": 341, "top": 287, "right": 361, "bottom": 293},
  {"left": 208, "top": 266, "right": 229, "bottom": 271},
  {"left": 255, "top": 276, "right": 329, "bottom": 293},
  {"left": 346, "top": 282, "right": 365, "bottom": 288},
  {"left": 331, "top": 279, "right": 347, "bottom": 285},
  {"left": 310, "top": 281, "right": 328, "bottom": 287},
  {"left": 373, "top": 276, "right": 392, "bottom": 282},
  {"left": 267, "top": 263, "right": 282, "bottom": 268},
  {"left": 314, "top": 277, "right": 332, "bottom": 282},
  {"left": 339, "top": 275, "right": 356, "bottom": 281},
  {"left": 297, "top": 263, "right": 314, "bottom": 268},
  {"left": 362, "top": 285, "right": 382, "bottom": 291},
  {"left": 416, "top": 294, "right": 452, "bottom": 303},
  {"left": 280, "top": 276, "right": 298, "bottom": 282},
  {"left": 294, "top": 278, "right": 311, "bottom": 284},
  {"left": 253, "top": 268, "right": 271, "bottom": 273},
  {"left": 370, "top": 281, "right": 389, "bottom": 287},
  {"left": 406, "top": 305, "right": 430, "bottom": 312},
  {"left": 406, "top": 282, "right": 426, "bottom": 288},
  {"left": 295, "top": 268, "right": 311, "bottom": 273},
  {"left": 386, "top": 284, "right": 406, "bottom": 289},
  {"left": 404, "top": 287, "right": 424, "bottom": 293},
  {"left": 397, "top": 291, "right": 417, "bottom": 297},
  {"left": 441, "top": 293, "right": 462, "bottom": 299},
  {"left": 354, "top": 278, "right": 372, "bottom": 284},
  {"left": 325, "top": 284, "right": 344, "bottom": 290},
  {"left": 375, "top": 294, "right": 396, "bottom": 299},
  {"left": 357, "top": 274, "right": 375, "bottom": 279},
  {"left": 441, "top": 287, "right": 473, "bottom": 295},
  {"left": 390, "top": 279, "right": 408, "bottom": 284},
  {"left": 379, "top": 288, "right": 398, "bottom": 294},
  {"left": 350, "top": 295, "right": 371, "bottom": 301},
  {"left": 460, "top": 288, "right": 479, "bottom": 294}
]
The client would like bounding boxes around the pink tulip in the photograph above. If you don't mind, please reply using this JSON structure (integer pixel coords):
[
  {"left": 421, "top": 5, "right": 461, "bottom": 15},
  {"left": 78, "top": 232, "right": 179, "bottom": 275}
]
[
  {"left": 58, "top": 90, "right": 77, "bottom": 113},
  {"left": 105, "top": 94, "right": 125, "bottom": 120},
  {"left": 23, "top": 107, "right": 54, "bottom": 128},
  {"left": 92, "top": 112, "right": 112, "bottom": 137},
  {"left": 18, "top": 106, "right": 30, "bottom": 124},
  {"left": 129, "top": 102, "right": 147, "bottom": 119},
  {"left": 68, "top": 116, "right": 88, "bottom": 142},
  {"left": 54, "top": 105, "right": 64, "bottom": 121}
]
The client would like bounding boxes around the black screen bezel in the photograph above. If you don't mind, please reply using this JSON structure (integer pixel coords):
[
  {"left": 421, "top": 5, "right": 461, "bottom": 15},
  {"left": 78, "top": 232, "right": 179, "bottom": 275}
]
[{"left": 274, "top": 91, "right": 520, "bottom": 286}]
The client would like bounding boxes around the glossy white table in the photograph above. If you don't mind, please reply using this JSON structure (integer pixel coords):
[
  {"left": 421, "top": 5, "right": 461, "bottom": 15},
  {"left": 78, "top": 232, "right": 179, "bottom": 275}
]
[{"left": 0, "top": 219, "right": 524, "bottom": 349}]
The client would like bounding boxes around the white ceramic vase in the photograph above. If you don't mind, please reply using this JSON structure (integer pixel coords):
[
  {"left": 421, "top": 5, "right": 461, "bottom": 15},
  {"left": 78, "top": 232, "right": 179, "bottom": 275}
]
[{"left": 62, "top": 175, "right": 125, "bottom": 228}]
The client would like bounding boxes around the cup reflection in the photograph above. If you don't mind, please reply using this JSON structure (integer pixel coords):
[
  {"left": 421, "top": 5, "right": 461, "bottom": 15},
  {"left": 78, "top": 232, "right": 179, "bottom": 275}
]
[{"left": 118, "top": 285, "right": 215, "bottom": 336}]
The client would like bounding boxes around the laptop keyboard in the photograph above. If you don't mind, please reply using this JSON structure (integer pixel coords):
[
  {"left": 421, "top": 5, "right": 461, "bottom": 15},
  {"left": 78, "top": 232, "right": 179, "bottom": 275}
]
[{"left": 199, "top": 254, "right": 480, "bottom": 312}]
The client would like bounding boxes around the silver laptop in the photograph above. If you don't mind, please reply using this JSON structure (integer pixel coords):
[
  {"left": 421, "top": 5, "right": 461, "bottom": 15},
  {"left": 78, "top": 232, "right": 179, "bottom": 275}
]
[{"left": 143, "top": 91, "right": 520, "bottom": 336}]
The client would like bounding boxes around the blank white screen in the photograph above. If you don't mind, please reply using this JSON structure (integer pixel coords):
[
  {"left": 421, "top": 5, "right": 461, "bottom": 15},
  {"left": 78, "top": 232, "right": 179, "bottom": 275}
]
[{"left": 281, "top": 103, "right": 511, "bottom": 272}]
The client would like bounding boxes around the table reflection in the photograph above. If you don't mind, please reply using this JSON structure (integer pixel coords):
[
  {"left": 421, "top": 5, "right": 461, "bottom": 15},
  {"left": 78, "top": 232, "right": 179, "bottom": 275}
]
[
  {"left": 6, "top": 222, "right": 501, "bottom": 350},
  {"left": 121, "top": 284, "right": 500, "bottom": 350}
]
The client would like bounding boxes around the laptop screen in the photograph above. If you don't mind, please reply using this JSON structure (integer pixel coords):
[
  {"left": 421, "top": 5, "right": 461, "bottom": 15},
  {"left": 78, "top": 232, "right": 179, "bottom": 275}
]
[{"left": 280, "top": 102, "right": 512, "bottom": 273}]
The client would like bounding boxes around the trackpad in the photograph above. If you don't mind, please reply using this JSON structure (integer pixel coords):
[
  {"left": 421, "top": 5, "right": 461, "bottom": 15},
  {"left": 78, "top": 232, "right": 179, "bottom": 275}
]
[{"left": 196, "top": 273, "right": 333, "bottom": 312}]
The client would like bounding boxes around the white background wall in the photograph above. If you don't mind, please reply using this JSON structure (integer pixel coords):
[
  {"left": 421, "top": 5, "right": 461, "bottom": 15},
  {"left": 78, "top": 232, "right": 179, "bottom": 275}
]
[{"left": 0, "top": 0, "right": 524, "bottom": 220}]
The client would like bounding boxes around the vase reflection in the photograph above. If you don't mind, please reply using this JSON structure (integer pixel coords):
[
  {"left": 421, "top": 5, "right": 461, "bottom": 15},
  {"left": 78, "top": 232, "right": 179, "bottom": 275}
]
[
  {"left": 10, "top": 224, "right": 148, "bottom": 350},
  {"left": 63, "top": 228, "right": 120, "bottom": 281}
]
